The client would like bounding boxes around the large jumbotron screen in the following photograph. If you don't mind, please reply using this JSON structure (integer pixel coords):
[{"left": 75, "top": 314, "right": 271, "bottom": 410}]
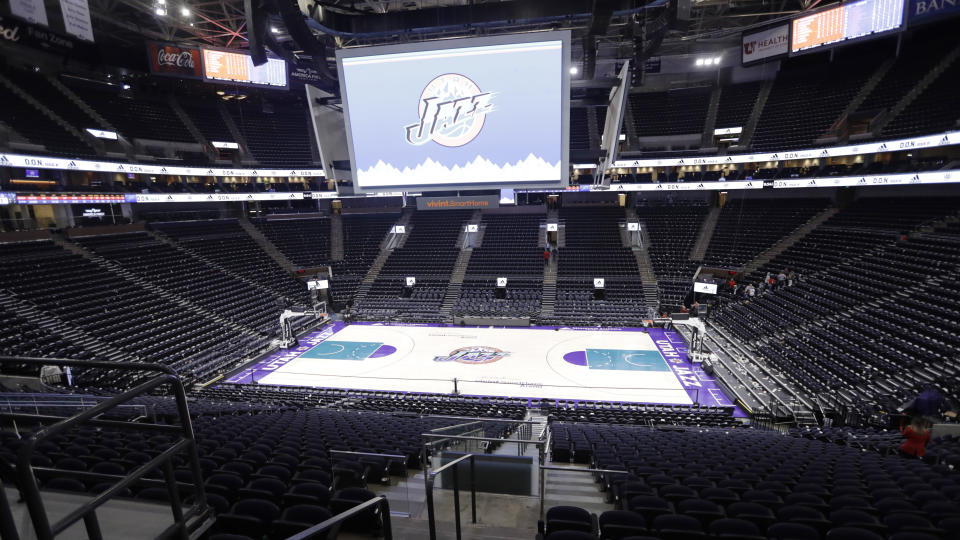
[{"left": 336, "top": 32, "right": 570, "bottom": 192}]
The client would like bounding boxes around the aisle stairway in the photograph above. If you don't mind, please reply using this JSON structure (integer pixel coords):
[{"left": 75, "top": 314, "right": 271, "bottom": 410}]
[
  {"left": 739, "top": 79, "right": 773, "bottom": 149},
  {"left": 742, "top": 206, "right": 839, "bottom": 276},
  {"left": 689, "top": 206, "right": 720, "bottom": 261},
  {"left": 542, "top": 419, "right": 613, "bottom": 517},
  {"left": 238, "top": 219, "right": 298, "bottom": 273},
  {"left": 353, "top": 212, "right": 412, "bottom": 305},
  {"left": 439, "top": 212, "right": 483, "bottom": 319},
  {"left": 540, "top": 258, "right": 557, "bottom": 320},
  {"left": 330, "top": 213, "right": 344, "bottom": 262}
]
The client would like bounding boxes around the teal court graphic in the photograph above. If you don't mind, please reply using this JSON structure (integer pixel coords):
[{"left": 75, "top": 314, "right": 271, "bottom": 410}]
[
  {"left": 586, "top": 349, "right": 670, "bottom": 371},
  {"left": 300, "top": 340, "right": 383, "bottom": 360}
]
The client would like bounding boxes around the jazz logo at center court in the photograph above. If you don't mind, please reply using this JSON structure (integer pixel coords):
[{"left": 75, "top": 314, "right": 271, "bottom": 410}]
[
  {"left": 433, "top": 346, "right": 508, "bottom": 365},
  {"left": 404, "top": 73, "right": 495, "bottom": 147}
]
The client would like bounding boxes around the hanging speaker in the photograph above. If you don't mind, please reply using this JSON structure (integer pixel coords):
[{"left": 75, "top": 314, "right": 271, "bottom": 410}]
[{"left": 244, "top": 0, "right": 269, "bottom": 66}]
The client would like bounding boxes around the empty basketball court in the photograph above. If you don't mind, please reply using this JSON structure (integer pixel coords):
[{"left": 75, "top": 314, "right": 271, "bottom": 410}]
[{"left": 228, "top": 322, "right": 734, "bottom": 407}]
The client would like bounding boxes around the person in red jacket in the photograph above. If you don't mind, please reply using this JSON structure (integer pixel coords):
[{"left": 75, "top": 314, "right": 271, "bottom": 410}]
[{"left": 900, "top": 416, "right": 931, "bottom": 458}]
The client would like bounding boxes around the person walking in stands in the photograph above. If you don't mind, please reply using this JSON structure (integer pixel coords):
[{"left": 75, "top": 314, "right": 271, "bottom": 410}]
[
  {"left": 899, "top": 416, "right": 931, "bottom": 458},
  {"left": 543, "top": 248, "right": 551, "bottom": 265}
]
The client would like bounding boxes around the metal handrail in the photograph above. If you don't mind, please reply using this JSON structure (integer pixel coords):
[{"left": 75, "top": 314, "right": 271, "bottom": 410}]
[
  {"left": 429, "top": 420, "right": 485, "bottom": 434},
  {"left": 0, "top": 355, "right": 208, "bottom": 540},
  {"left": 285, "top": 495, "right": 392, "bottom": 540},
  {"left": 0, "top": 402, "right": 148, "bottom": 418},
  {"left": 422, "top": 421, "right": 486, "bottom": 468},
  {"left": 540, "top": 465, "right": 630, "bottom": 474},
  {"left": 422, "top": 433, "right": 542, "bottom": 445},
  {"left": 329, "top": 449, "right": 408, "bottom": 492},
  {"left": 329, "top": 450, "right": 407, "bottom": 460},
  {"left": 423, "top": 431, "right": 542, "bottom": 464},
  {"left": 421, "top": 428, "right": 547, "bottom": 539},
  {"left": 424, "top": 415, "right": 538, "bottom": 425},
  {"left": 1, "top": 477, "right": 18, "bottom": 540},
  {"left": 425, "top": 453, "right": 477, "bottom": 540}
]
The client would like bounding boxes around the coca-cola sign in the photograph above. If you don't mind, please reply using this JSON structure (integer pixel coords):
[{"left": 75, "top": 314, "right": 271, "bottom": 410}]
[
  {"left": 157, "top": 49, "right": 195, "bottom": 69},
  {"left": 147, "top": 42, "right": 203, "bottom": 78}
]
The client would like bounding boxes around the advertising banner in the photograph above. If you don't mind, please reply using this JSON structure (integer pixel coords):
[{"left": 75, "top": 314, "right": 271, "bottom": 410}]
[
  {"left": 773, "top": 170, "right": 958, "bottom": 188},
  {"left": 128, "top": 192, "right": 313, "bottom": 203},
  {"left": 416, "top": 195, "right": 500, "bottom": 210},
  {"left": 290, "top": 64, "right": 324, "bottom": 85},
  {"left": 11, "top": 0, "right": 48, "bottom": 26},
  {"left": 59, "top": 0, "right": 94, "bottom": 42},
  {"left": 0, "top": 153, "right": 325, "bottom": 178},
  {"left": 16, "top": 193, "right": 124, "bottom": 204},
  {"left": 148, "top": 42, "right": 203, "bottom": 79},
  {"left": 742, "top": 24, "right": 790, "bottom": 64},
  {"left": 0, "top": 14, "right": 97, "bottom": 57},
  {"left": 611, "top": 130, "right": 959, "bottom": 169}
]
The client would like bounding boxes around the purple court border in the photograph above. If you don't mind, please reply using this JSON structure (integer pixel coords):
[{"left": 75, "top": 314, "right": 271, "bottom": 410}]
[{"left": 225, "top": 321, "right": 746, "bottom": 417}]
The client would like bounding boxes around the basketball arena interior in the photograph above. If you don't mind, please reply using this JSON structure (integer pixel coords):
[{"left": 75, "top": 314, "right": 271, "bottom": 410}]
[{"left": 0, "top": 1, "right": 959, "bottom": 539}]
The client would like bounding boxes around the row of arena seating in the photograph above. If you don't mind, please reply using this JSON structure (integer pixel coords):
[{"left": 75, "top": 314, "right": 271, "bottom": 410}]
[
  {"left": 3, "top": 384, "right": 959, "bottom": 539},
  {"left": 701, "top": 198, "right": 830, "bottom": 269},
  {"left": 546, "top": 402, "right": 738, "bottom": 431},
  {"left": 253, "top": 217, "right": 331, "bottom": 269},
  {"left": 76, "top": 232, "right": 289, "bottom": 334},
  {"left": 330, "top": 215, "right": 398, "bottom": 311},
  {"left": 548, "top": 207, "right": 649, "bottom": 326},
  {"left": 0, "top": 240, "right": 261, "bottom": 386},
  {"left": 712, "top": 197, "right": 960, "bottom": 418},
  {"left": 152, "top": 220, "right": 309, "bottom": 303},
  {"left": 542, "top": 423, "right": 960, "bottom": 540},
  {"left": 6, "top": 197, "right": 955, "bottom": 385},
  {"left": 455, "top": 213, "right": 546, "bottom": 318},
  {"left": 1, "top": 401, "right": 512, "bottom": 538},
  {"left": 195, "top": 383, "right": 529, "bottom": 420},
  {"left": 637, "top": 201, "right": 709, "bottom": 309},
  {"left": 353, "top": 210, "right": 472, "bottom": 321}
]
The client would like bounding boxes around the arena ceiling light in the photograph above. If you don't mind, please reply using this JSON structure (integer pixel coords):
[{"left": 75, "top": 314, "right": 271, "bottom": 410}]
[
  {"left": 180, "top": 6, "right": 190, "bottom": 17},
  {"left": 570, "top": 66, "right": 579, "bottom": 75}
]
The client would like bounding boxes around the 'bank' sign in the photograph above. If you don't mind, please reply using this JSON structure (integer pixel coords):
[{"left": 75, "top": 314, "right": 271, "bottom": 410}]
[{"left": 909, "top": 0, "right": 960, "bottom": 24}]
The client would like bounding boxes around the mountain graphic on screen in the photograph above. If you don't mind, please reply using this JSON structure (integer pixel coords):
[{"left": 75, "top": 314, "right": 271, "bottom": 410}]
[{"left": 358, "top": 154, "right": 561, "bottom": 186}]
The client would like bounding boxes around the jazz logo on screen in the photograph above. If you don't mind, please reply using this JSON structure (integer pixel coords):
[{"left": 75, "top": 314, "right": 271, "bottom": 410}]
[{"left": 404, "top": 73, "right": 494, "bottom": 147}]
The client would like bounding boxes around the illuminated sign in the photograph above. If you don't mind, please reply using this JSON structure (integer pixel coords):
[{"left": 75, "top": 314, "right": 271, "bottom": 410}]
[{"left": 202, "top": 49, "right": 288, "bottom": 88}]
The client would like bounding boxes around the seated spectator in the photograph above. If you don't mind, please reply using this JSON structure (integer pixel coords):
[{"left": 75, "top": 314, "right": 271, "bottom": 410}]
[{"left": 899, "top": 416, "right": 931, "bottom": 458}]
